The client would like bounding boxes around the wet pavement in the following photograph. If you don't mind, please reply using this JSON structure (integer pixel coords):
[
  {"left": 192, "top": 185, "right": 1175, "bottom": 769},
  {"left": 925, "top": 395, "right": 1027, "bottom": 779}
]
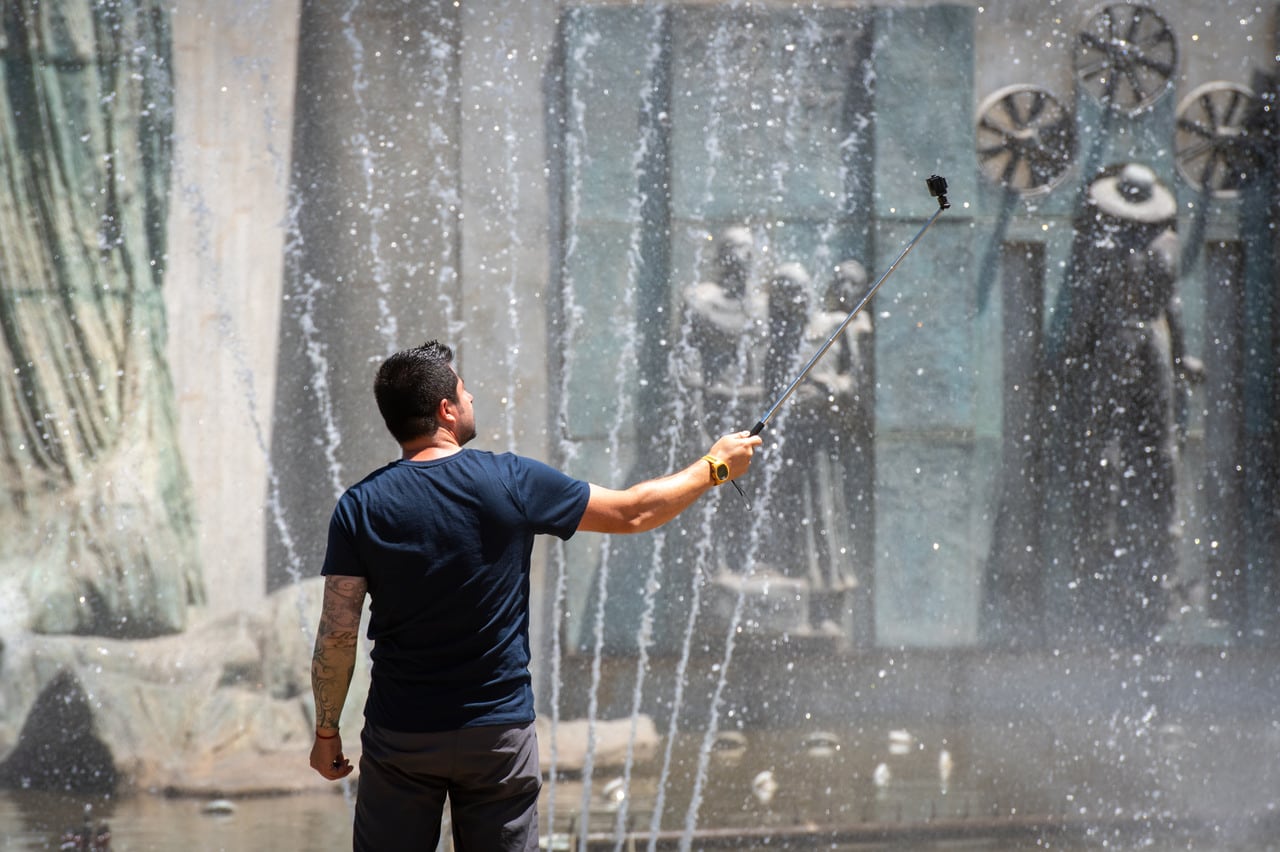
[{"left": 1, "top": 718, "right": 1276, "bottom": 850}]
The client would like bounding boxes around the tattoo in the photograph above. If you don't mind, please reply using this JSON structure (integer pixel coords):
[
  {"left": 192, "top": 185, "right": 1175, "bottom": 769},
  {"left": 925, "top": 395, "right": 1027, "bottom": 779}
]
[{"left": 311, "top": 576, "right": 367, "bottom": 730}]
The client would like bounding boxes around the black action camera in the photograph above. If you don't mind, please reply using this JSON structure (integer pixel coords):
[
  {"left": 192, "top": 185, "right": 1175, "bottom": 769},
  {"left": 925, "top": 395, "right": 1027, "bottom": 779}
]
[{"left": 927, "top": 174, "right": 950, "bottom": 210}]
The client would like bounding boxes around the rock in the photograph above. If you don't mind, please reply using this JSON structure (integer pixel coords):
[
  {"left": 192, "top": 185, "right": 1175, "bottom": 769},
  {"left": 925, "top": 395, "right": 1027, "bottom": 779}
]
[
  {"left": 0, "top": 577, "right": 345, "bottom": 796},
  {"left": 201, "top": 798, "right": 236, "bottom": 815},
  {"left": 0, "top": 670, "right": 116, "bottom": 792},
  {"left": 537, "top": 715, "right": 659, "bottom": 776}
]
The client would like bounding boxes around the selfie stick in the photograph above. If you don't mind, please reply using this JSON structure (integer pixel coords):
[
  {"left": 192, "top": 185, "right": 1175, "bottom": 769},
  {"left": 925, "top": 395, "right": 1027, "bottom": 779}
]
[{"left": 746, "top": 174, "right": 951, "bottom": 439}]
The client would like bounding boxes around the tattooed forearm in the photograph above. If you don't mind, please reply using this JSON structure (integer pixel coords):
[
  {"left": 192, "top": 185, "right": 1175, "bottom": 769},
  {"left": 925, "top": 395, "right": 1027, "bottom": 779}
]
[{"left": 311, "top": 575, "right": 367, "bottom": 730}]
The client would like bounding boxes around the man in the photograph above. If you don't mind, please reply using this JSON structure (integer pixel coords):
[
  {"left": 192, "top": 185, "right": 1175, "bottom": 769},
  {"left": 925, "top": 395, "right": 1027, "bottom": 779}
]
[{"left": 307, "top": 340, "right": 760, "bottom": 851}]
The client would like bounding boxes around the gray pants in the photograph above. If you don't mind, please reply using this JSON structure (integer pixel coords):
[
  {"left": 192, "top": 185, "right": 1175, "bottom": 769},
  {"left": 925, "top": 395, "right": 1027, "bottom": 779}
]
[{"left": 354, "top": 720, "right": 540, "bottom": 852}]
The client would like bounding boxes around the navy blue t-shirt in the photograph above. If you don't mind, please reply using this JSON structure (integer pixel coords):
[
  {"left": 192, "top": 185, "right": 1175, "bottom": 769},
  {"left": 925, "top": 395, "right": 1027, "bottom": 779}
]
[{"left": 321, "top": 449, "right": 590, "bottom": 732}]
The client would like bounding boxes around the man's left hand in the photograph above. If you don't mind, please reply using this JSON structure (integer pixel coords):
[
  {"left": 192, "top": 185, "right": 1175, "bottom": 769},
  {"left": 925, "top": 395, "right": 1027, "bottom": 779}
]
[{"left": 310, "top": 733, "right": 354, "bottom": 780}]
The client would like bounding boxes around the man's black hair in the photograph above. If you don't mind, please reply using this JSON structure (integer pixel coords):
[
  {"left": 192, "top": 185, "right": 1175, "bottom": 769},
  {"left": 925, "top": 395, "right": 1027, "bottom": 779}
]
[{"left": 373, "top": 340, "right": 458, "bottom": 443}]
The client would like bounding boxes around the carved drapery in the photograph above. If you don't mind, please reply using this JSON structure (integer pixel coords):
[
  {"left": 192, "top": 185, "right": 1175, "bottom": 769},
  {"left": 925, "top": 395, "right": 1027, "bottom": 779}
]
[{"left": 0, "top": 0, "right": 201, "bottom": 636}]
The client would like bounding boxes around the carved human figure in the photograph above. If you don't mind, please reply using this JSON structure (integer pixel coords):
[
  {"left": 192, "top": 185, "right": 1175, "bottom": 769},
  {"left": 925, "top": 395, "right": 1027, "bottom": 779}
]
[
  {"left": 685, "top": 225, "right": 766, "bottom": 434},
  {"left": 749, "top": 260, "right": 871, "bottom": 634},
  {"left": 801, "top": 260, "right": 873, "bottom": 420},
  {"left": 681, "top": 226, "right": 765, "bottom": 579},
  {"left": 756, "top": 261, "right": 814, "bottom": 586},
  {"left": 763, "top": 262, "right": 813, "bottom": 408},
  {"left": 684, "top": 239, "right": 872, "bottom": 635},
  {"left": 792, "top": 260, "right": 872, "bottom": 631},
  {"left": 0, "top": 0, "right": 202, "bottom": 636},
  {"left": 1053, "top": 163, "right": 1201, "bottom": 644}
]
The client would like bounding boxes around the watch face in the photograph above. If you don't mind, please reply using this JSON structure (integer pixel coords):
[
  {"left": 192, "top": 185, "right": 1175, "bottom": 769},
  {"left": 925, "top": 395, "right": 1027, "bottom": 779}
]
[{"left": 715, "top": 462, "right": 729, "bottom": 481}]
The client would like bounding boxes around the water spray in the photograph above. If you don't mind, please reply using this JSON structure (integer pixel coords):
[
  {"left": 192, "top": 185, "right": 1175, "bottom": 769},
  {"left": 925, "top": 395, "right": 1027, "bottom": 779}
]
[{"left": 732, "top": 174, "right": 951, "bottom": 495}]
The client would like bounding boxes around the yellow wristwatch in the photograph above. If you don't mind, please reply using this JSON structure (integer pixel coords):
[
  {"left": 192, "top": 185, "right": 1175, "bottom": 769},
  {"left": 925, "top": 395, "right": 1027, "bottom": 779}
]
[{"left": 702, "top": 454, "right": 730, "bottom": 486}]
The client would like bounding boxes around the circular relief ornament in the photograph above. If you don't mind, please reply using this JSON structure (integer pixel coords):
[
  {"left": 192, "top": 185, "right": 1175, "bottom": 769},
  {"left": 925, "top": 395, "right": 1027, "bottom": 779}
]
[
  {"left": 1074, "top": 4, "right": 1177, "bottom": 115},
  {"left": 976, "top": 85, "right": 1076, "bottom": 195},
  {"left": 1174, "top": 81, "right": 1262, "bottom": 197}
]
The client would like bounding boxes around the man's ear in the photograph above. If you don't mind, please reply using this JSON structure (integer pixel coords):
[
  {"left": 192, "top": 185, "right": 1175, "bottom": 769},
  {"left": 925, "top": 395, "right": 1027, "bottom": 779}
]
[{"left": 437, "top": 396, "right": 457, "bottom": 429}]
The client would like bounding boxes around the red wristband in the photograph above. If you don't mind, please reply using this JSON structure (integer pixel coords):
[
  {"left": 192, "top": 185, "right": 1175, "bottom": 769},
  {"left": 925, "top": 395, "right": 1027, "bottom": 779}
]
[{"left": 315, "top": 730, "right": 339, "bottom": 739}]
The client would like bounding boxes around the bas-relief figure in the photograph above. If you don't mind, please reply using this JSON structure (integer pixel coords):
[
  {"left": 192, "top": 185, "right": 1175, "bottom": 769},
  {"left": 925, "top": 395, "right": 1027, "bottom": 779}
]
[
  {"left": 1044, "top": 163, "right": 1202, "bottom": 646},
  {"left": 685, "top": 225, "right": 767, "bottom": 433},
  {"left": 753, "top": 260, "right": 815, "bottom": 621},
  {"left": 682, "top": 227, "right": 767, "bottom": 599},
  {"left": 0, "top": 0, "right": 202, "bottom": 637},
  {"left": 791, "top": 261, "right": 872, "bottom": 629},
  {"left": 685, "top": 227, "right": 870, "bottom": 635}
]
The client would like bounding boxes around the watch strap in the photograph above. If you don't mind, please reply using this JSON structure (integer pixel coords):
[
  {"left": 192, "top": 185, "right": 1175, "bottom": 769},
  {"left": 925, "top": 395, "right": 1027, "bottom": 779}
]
[{"left": 701, "top": 454, "right": 729, "bottom": 485}]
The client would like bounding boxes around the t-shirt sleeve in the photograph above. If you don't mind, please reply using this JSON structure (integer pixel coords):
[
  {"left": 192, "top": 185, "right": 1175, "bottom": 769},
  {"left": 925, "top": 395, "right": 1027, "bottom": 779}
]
[
  {"left": 320, "top": 496, "right": 367, "bottom": 577},
  {"left": 510, "top": 455, "right": 590, "bottom": 540}
]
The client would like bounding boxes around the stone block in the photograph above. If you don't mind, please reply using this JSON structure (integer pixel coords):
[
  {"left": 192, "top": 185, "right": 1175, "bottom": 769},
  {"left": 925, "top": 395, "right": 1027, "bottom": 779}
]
[
  {"left": 872, "top": 5, "right": 977, "bottom": 221},
  {"left": 874, "top": 439, "right": 983, "bottom": 646},
  {"left": 873, "top": 220, "right": 978, "bottom": 433},
  {"left": 669, "top": 7, "right": 873, "bottom": 221},
  {"left": 560, "top": 6, "right": 666, "bottom": 223},
  {"left": 559, "top": 221, "right": 644, "bottom": 443}
]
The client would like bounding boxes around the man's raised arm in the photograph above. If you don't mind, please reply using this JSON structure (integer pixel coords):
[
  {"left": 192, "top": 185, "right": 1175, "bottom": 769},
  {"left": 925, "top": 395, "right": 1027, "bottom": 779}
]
[{"left": 577, "top": 431, "right": 761, "bottom": 534}]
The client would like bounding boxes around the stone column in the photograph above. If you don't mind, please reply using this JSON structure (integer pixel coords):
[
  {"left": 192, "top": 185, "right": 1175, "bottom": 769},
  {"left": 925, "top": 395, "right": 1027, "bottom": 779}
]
[{"left": 165, "top": 0, "right": 302, "bottom": 617}]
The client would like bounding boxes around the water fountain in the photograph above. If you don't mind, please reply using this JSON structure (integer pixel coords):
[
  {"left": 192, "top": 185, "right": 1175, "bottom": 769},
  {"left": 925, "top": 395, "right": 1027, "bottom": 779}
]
[{"left": 0, "top": 0, "right": 1277, "bottom": 849}]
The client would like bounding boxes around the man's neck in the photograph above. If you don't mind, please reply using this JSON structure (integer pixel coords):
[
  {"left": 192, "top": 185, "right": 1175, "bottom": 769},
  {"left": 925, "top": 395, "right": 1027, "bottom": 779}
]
[{"left": 400, "top": 432, "right": 462, "bottom": 461}]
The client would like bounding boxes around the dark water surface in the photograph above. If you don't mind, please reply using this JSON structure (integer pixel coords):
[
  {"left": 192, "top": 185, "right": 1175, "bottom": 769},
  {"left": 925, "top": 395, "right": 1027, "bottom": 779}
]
[
  {"left": 0, "top": 789, "right": 353, "bottom": 850},
  {"left": 0, "top": 786, "right": 1274, "bottom": 851}
]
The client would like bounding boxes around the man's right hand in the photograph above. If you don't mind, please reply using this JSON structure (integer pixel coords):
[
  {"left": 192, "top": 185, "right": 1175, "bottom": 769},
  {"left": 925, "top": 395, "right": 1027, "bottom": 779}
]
[{"left": 706, "top": 430, "right": 762, "bottom": 482}]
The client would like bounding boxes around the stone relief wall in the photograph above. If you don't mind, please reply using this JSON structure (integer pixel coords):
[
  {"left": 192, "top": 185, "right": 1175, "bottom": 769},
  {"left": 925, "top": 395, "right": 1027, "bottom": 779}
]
[{"left": 0, "top": 0, "right": 201, "bottom": 638}]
